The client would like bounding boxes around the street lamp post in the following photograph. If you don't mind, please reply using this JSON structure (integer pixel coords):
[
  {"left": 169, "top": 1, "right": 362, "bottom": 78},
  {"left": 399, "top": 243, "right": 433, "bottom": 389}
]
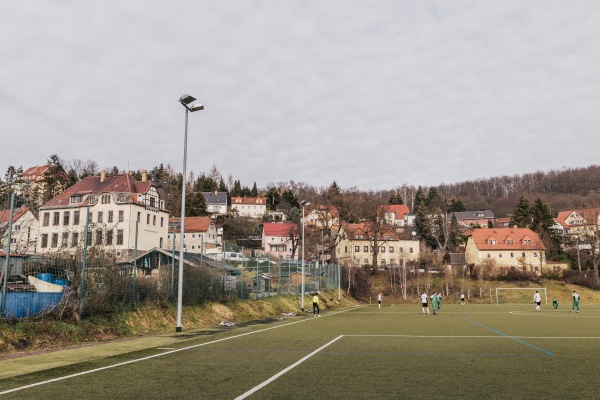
[
  {"left": 176, "top": 94, "right": 204, "bottom": 333},
  {"left": 300, "top": 200, "right": 310, "bottom": 312}
]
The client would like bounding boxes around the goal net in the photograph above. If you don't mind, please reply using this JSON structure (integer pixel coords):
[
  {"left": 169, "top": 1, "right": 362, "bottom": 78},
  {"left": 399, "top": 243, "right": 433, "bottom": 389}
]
[{"left": 495, "top": 287, "right": 547, "bottom": 305}]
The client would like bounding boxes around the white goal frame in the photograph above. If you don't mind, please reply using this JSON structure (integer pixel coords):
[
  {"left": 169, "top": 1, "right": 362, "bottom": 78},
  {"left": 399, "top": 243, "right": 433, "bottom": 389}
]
[{"left": 495, "top": 287, "right": 547, "bottom": 305}]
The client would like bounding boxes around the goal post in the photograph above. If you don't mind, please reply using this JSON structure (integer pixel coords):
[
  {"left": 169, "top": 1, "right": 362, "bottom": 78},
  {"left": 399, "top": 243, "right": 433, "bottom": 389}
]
[{"left": 496, "top": 287, "right": 547, "bottom": 305}]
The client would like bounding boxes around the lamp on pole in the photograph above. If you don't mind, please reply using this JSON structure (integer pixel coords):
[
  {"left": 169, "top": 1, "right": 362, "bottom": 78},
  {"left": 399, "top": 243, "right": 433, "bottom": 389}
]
[
  {"left": 176, "top": 94, "right": 204, "bottom": 333},
  {"left": 300, "top": 200, "right": 310, "bottom": 312}
]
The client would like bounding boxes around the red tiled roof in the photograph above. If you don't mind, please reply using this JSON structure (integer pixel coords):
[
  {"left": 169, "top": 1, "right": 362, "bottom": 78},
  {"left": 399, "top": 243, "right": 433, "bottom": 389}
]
[
  {"left": 468, "top": 227, "right": 545, "bottom": 250},
  {"left": 342, "top": 222, "right": 400, "bottom": 240},
  {"left": 41, "top": 173, "right": 153, "bottom": 208},
  {"left": 378, "top": 204, "right": 410, "bottom": 218},
  {"left": 169, "top": 216, "right": 212, "bottom": 233},
  {"left": 20, "top": 165, "right": 49, "bottom": 182},
  {"left": 0, "top": 205, "right": 31, "bottom": 225},
  {"left": 231, "top": 196, "right": 266, "bottom": 205},
  {"left": 263, "top": 222, "right": 298, "bottom": 237}
]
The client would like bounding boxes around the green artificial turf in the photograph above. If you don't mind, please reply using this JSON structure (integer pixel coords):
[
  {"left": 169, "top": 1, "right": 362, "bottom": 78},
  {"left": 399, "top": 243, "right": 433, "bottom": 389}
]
[{"left": 1, "top": 304, "right": 598, "bottom": 399}]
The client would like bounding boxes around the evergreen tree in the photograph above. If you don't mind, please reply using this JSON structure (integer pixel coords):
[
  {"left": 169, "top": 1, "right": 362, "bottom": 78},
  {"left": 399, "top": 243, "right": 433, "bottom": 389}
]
[
  {"left": 232, "top": 180, "right": 242, "bottom": 197},
  {"left": 414, "top": 203, "right": 435, "bottom": 248},
  {"left": 447, "top": 214, "right": 462, "bottom": 252},
  {"left": 266, "top": 187, "right": 281, "bottom": 211},
  {"left": 413, "top": 186, "right": 426, "bottom": 212},
  {"left": 251, "top": 182, "right": 258, "bottom": 197},
  {"left": 447, "top": 198, "right": 466, "bottom": 213},
  {"left": 388, "top": 193, "right": 404, "bottom": 205},
  {"left": 281, "top": 189, "right": 300, "bottom": 209},
  {"left": 186, "top": 191, "right": 208, "bottom": 216},
  {"left": 425, "top": 187, "right": 445, "bottom": 211},
  {"left": 511, "top": 196, "right": 531, "bottom": 228}
]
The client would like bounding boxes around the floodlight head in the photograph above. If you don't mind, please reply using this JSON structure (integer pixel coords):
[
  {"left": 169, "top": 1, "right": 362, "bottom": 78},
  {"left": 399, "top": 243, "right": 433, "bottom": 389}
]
[
  {"left": 301, "top": 200, "right": 310, "bottom": 207},
  {"left": 179, "top": 94, "right": 196, "bottom": 105},
  {"left": 189, "top": 103, "right": 204, "bottom": 112}
]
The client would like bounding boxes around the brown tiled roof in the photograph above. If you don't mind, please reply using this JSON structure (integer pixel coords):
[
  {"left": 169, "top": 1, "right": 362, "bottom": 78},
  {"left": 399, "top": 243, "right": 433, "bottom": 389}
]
[
  {"left": 41, "top": 173, "right": 153, "bottom": 209},
  {"left": 342, "top": 222, "right": 400, "bottom": 240},
  {"left": 0, "top": 205, "right": 31, "bottom": 225},
  {"left": 168, "top": 216, "right": 212, "bottom": 233},
  {"left": 20, "top": 165, "right": 49, "bottom": 182},
  {"left": 231, "top": 196, "right": 266, "bottom": 205}
]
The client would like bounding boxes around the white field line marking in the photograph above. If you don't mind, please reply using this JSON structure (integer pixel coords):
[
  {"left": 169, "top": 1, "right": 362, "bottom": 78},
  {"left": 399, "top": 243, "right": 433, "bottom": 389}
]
[
  {"left": 0, "top": 306, "right": 366, "bottom": 396},
  {"left": 509, "top": 311, "right": 600, "bottom": 317},
  {"left": 234, "top": 335, "right": 344, "bottom": 400},
  {"left": 155, "top": 348, "right": 176, "bottom": 350},
  {"left": 346, "top": 334, "right": 600, "bottom": 339}
]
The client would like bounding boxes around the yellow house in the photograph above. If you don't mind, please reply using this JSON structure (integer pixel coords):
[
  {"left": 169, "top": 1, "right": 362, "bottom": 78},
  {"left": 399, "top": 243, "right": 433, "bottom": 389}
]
[
  {"left": 336, "top": 222, "right": 419, "bottom": 268},
  {"left": 465, "top": 227, "right": 545, "bottom": 272}
]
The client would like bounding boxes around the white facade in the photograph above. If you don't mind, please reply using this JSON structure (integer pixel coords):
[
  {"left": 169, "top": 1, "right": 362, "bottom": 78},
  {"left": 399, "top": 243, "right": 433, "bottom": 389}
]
[
  {"left": 231, "top": 197, "right": 267, "bottom": 218},
  {"left": 37, "top": 173, "right": 169, "bottom": 256},
  {"left": 0, "top": 206, "right": 39, "bottom": 254}
]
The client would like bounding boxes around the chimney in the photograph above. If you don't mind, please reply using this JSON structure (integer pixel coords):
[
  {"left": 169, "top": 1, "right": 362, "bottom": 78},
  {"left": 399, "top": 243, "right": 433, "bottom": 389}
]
[
  {"left": 141, "top": 170, "right": 148, "bottom": 182},
  {"left": 100, "top": 170, "right": 106, "bottom": 182}
]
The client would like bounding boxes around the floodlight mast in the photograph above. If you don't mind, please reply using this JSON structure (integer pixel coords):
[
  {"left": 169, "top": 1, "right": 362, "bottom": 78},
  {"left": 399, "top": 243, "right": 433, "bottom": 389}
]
[
  {"left": 176, "top": 94, "right": 204, "bottom": 333},
  {"left": 300, "top": 200, "right": 310, "bottom": 312}
]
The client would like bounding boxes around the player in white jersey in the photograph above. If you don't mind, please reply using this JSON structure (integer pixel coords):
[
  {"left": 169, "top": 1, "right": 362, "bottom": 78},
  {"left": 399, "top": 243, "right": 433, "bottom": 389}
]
[{"left": 420, "top": 293, "right": 430, "bottom": 314}]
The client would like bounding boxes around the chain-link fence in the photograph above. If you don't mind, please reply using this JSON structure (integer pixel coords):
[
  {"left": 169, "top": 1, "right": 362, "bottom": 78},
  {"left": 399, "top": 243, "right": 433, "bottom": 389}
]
[{"left": 2, "top": 192, "right": 342, "bottom": 319}]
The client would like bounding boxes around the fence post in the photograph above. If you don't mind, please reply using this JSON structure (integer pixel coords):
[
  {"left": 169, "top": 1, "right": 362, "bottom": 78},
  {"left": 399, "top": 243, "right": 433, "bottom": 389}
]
[
  {"left": 132, "top": 220, "right": 138, "bottom": 311},
  {"left": 78, "top": 205, "right": 90, "bottom": 317},
  {"left": 0, "top": 193, "right": 15, "bottom": 315}
]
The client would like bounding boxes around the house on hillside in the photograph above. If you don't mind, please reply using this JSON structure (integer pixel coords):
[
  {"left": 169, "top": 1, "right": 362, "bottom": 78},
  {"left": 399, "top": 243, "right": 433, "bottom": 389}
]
[
  {"left": 449, "top": 210, "right": 495, "bottom": 228},
  {"left": 201, "top": 191, "right": 228, "bottom": 216},
  {"left": 15, "top": 165, "right": 69, "bottom": 209},
  {"left": 337, "top": 222, "right": 420, "bottom": 268},
  {"left": 303, "top": 205, "right": 339, "bottom": 228},
  {"left": 37, "top": 170, "right": 169, "bottom": 258},
  {"left": 231, "top": 196, "right": 267, "bottom": 218},
  {"left": 262, "top": 222, "right": 299, "bottom": 260},
  {"left": 166, "top": 216, "right": 220, "bottom": 255},
  {"left": 553, "top": 209, "right": 597, "bottom": 239},
  {"left": 0, "top": 205, "right": 38, "bottom": 254},
  {"left": 464, "top": 227, "right": 546, "bottom": 273},
  {"left": 379, "top": 204, "right": 410, "bottom": 227}
]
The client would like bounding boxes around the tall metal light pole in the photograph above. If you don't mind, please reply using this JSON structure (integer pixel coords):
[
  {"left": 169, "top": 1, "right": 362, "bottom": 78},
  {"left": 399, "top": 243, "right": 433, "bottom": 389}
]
[
  {"left": 176, "top": 94, "right": 204, "bottom": 332},
  {"left": 300, "top": 200, "right": 310, "bottom": 312}
]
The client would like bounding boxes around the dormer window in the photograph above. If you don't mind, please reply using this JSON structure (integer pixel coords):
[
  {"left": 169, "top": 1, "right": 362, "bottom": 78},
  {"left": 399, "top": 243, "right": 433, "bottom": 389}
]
[
  {"left": 116, "top": 193, "right": 127, "bottom": 203},
  {"left": 70, "top": 195, "right": 83, "bottom": 204},
  {"left": 88, "top": 195, "right": 97, "bottom": 205},
  {"left": 101, "top": 194, "right": 112, "bottom": 204}
]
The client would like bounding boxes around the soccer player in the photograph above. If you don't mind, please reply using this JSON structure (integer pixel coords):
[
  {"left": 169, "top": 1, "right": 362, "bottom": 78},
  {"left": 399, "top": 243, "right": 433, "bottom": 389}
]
[
  {"left": 421, "top": 292, "right": 430, "bottom": 314},
  {"left": 377, "top": 292, "right": 382, "bottom": 309},
  {"left": 437, "top": 292, "right": 442, "bottom": 311},
  {"left": 534, "top": 290, "right": 541, "bottom": 312},
  {"left": 571, "top": 291, "right": 580, "bottom": 313},
  {"left": 313, "top": 293, "right": 320, "bottom": 317},
  {"left": 430, "top": 293, "right": 437, "bottom": 315},
  {"left": 460, "top": 293, "right": 465, "bottom": 306}
]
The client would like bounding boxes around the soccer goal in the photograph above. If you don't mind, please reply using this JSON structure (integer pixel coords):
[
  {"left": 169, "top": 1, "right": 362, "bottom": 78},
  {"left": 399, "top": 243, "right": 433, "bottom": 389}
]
[{"left": 495, "top": 287, "right": 547, "bottom": 305}]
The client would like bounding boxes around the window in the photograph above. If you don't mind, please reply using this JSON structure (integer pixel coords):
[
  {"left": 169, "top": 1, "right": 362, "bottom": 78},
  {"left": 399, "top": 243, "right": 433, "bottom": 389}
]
[
  {"left": 117, "top": 229, "right": 124, "bottom": 245},
  {"left": 86, "top": 231, "right": 92, "bottom": 245},
  {"left": 88, "top": 195, "right": 97, "bottom": 205},
  {"left": 62, "top": 233, "right": 68, "bottom": 247},
  {"left": 98, "top": 212, "right": 103, "bottom": 223},
  {"left": 355, "top": 246, "right": 360, "bottom": 252},
  {"left": 51, "top": 233, "right": 58, "bottom": 248},
  {"left": 106, "top": 230, "right": 113, "bottom": 245},
  {"left": 487, "top": 253, "right": 491, "bottom": 258},
  {"left": 74, "top": 210, "right": 80, "bottom": 225},
  {"left": 370, "top": 246, "right": 374, "bottom": 253},
  {"left": 510, "top": 252, "right": 514, "bottom": 258},
  {"left": 364, "top": 246, "right": 368, "bottom": 252},
  {"left": 53, "top": 212, "right": 60, "bottom": 226},
  {"left": 118, "top": 210, "right": 124, "bottom": 222},
  {"left": 71, "top": 232, "right": 78, "bottom": 247},
  {"left": 381, "top": 246, "right": 385, "bottom": 253},
  {"left": 101, "top": 194, "right": 111, "bottom": 204},
  {"left": 160, "top": 217, "right": 164, "bottom": 227},
  {"left": 159, "top": 237, "right": 163, "bottom": 248},
  {"left": 63, "top": 211, "right": 70, "bottom": 226},
  {"left": 153, "top": 215, "right": 156, "bottom": 225},
  {"left": 146, "top": 214, "right": 150, "bottom": 224},
  {"left": 95, "top": 230, "right": 103, "bottom": 245},
  {"left": 400, "top": 247, "right": 404, "bottom": 253},
  {"left": 70, "top": 195, "right": 83, "bottom": 203},
  {"left": 345, "top": 246, "right": 348, "bottom": 253},
  {"left": 534, "top": 252, "right": 538, "bottom": 257},
  {"left": 499, "top": 253, "right": 503, "bottom": 258},
  {"left": 389, "top": 246, "right": 394, "bottom": 253},
  {"left": 13, "top": 225, "right": 20, "bottom": 231},
  {"left": 43, "top": 212, "right": 50, "bottom": 226},
  {"left": 41, "top": 234, "right": 48, "bottom": 248},
  {"left": 108, "top": 211, "right": 113, "bottom": 223},
  {"left": 137, "top": 212, "right": 141, "bottom": 222},
  {"left": 117, "top": 193, "right": 127, "bottom": 203},
  {"left": 522, "top": 252, "right": 526, "bottom": 257},
  {"left": 409, "top": 247, "right": 413, "bottom": 253},
  {"left": 363, "top": 258, "right": 369, "bottom": 265}
]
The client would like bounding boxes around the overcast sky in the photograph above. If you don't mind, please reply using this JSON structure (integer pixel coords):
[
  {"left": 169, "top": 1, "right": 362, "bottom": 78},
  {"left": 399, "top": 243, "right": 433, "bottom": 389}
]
[{"left": 2, "top": 1, "right": 599, "bottom": 191}]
